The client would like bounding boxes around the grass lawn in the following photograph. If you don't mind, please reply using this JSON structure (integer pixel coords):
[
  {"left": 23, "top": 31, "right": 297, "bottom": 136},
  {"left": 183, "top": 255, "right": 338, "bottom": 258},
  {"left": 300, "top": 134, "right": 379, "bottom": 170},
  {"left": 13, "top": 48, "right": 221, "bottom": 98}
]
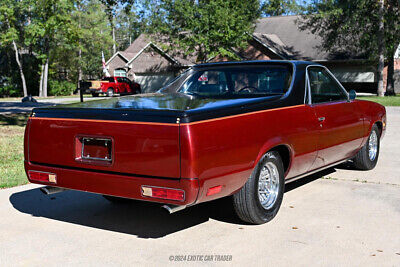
[
  {"left": 0, "top": 114, "right": 29, "bottom": 188},
  {"left": 357, "top": 95, "right": 400, "bottom": 106}
]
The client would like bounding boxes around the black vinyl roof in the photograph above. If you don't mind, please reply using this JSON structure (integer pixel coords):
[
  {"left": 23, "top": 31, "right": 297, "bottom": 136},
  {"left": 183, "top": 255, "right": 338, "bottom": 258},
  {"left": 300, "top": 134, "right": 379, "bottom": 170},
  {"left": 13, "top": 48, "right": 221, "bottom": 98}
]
[{"left": 193, "top": 60, "right": 318, "bottom": 69}]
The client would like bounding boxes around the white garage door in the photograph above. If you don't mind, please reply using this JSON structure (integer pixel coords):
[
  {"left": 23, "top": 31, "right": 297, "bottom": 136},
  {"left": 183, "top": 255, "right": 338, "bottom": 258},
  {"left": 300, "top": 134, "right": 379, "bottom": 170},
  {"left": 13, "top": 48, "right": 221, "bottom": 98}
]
[{"left": 134, "top": 73, "right": 175, "bottom": 93}]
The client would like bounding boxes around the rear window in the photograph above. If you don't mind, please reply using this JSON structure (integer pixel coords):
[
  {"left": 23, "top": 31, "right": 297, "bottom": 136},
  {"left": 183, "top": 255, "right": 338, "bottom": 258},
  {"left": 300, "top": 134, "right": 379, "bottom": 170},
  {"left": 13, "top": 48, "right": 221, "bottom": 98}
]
[{"left": 178, "top": 65, "right": 292, "bottom": 97}]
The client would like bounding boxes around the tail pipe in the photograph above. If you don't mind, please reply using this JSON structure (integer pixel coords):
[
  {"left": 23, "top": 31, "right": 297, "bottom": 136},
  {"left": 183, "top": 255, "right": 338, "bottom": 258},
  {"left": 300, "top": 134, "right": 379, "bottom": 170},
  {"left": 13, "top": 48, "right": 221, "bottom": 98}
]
[
  {"left": 161, "top": 204, "right": 187, "bottom": 214},
  {"left": 40, "top": 186, "right": 67, "bottom": 195}
]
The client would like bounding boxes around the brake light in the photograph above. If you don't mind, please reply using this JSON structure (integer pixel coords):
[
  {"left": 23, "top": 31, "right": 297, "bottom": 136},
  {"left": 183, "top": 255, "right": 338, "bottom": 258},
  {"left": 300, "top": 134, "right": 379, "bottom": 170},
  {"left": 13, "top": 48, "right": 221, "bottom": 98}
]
[
  {"left": 29, "top": 171, "right": 57, "bottom": 183},
  {"left": 141, "top": 186, "right": 185, "bottom": 201}
]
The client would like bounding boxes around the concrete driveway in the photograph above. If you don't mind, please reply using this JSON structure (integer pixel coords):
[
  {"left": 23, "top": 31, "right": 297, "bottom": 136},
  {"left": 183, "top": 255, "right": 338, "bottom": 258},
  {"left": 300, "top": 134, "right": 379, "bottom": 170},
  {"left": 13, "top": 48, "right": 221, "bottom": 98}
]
[{"left": 0, "top": 108, "right": 399, "bottom": 266}]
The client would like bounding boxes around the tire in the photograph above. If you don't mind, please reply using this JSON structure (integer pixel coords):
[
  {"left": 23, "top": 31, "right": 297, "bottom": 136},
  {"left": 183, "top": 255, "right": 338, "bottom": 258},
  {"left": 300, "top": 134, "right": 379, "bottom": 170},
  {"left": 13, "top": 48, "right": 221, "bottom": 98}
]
[
  {"left": 353, "top": 124, "right": 380, "bottom": 170},
  {"left": 102, "top": 195, "right": 131, "bottom": 203},
  {"left": 233, "top": 151, "right": 285, "bottom": 224},
  {"left": 107, "top": 88, "right": 114, "bottom": 97},
  {"left": 91, "top": 93, "right": 99, "bottom": 97}
]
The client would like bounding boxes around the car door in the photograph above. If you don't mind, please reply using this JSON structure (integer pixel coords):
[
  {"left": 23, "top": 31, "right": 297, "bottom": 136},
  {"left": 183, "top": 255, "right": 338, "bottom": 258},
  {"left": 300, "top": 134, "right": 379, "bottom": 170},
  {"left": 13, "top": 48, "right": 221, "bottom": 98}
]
[
  {"left": 307, "top": 66, "right": 364, "bottom": 170},
  {"left": 116, "top": 77, "right": 126, "bottom": 93},
  {"left": 123, "top": 78, "right": 133, "bottom": 93}
]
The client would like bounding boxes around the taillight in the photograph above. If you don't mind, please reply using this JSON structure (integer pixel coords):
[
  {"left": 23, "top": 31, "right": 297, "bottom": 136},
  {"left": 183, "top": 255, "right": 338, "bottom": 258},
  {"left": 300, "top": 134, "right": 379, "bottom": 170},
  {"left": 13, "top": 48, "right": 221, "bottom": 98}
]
[
  {"left": 206, "top": 185, "right": 222, "bottom": 196},
  {"left": 141, "top": 186, "right": 185, "bottom": 201},
  {"left": 29, "top": 171, "right": 57, "bottom": 183}
]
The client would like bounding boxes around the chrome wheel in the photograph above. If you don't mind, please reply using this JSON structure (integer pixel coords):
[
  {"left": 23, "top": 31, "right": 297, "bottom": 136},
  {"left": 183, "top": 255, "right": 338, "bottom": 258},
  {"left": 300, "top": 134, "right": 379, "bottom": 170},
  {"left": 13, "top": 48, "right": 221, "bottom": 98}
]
[
  {"left": 258, "top": 161, "right": 280, "bottom": 209},
  {"left": 368, "top": 130, "right": 378, "bottom": 161}
]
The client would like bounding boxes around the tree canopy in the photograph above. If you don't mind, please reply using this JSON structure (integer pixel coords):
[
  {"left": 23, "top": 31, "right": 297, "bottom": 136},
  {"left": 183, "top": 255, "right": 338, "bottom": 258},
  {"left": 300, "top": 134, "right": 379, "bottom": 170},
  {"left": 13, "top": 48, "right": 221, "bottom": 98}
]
[
  {"left": 1, "top": 0, "right": 397, "bottom": 97},
  {"left": 148, "top": 0, "right": 260, "bottom": 62},
  {"left": 300, "top": 0, "right": 400, "bottom": 95}
]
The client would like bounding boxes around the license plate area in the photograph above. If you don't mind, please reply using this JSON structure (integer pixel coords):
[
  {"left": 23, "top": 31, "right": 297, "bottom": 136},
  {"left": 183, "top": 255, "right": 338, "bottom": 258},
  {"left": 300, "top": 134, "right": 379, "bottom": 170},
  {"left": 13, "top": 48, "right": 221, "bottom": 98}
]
[{"left": 75, "top": 136, "right": 113, "bottom": 165}]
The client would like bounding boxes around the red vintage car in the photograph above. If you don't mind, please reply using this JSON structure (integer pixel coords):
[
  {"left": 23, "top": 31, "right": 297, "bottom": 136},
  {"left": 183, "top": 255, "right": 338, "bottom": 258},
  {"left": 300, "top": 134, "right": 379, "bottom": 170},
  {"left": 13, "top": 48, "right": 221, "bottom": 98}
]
[
  {"left": 24, "top": 61, "right": 386, "bottom": 224},
  {"left": 91, "top": 76, "right": 141, "bottom": 97}
]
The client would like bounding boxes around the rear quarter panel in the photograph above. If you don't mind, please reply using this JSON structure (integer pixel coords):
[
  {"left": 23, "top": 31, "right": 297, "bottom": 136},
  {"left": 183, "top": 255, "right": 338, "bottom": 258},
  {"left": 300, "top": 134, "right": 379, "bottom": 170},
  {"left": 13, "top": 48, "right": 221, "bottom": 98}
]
[{"left": 180, "top": 104, "right": 320, "bottom": 203}]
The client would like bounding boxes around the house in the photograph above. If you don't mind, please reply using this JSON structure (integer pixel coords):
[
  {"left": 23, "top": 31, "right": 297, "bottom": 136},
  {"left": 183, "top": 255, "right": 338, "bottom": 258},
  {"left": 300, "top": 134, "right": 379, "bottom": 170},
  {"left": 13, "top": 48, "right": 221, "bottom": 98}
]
[
  {"left": 105, "top": 34, "right": 193, "bottom": 92},
  {"left": 106, "top": 15, "right": 399, "bottom": 93}
]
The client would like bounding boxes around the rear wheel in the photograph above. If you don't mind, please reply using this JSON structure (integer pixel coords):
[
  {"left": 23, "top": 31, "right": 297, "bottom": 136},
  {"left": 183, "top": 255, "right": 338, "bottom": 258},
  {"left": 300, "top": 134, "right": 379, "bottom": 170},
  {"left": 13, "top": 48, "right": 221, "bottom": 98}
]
[
  {"left": 233, "top": 151, "right": 285, "bottom": 224},
  {"left": 353, "top": 124, "right": 380, "bottom": 170},
  {"left": 91, "top": 92, "right": 99, "bottom": 97},
  {"left": 107, "top": 88, "right": 114, "bottom": 97}
]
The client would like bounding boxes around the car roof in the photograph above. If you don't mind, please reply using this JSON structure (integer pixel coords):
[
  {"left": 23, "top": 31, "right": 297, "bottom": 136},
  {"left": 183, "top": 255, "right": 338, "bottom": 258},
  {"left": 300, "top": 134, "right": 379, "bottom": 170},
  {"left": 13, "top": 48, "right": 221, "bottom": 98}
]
[{"left": 193, "top": 60, "right": 318, "bottom": 68}]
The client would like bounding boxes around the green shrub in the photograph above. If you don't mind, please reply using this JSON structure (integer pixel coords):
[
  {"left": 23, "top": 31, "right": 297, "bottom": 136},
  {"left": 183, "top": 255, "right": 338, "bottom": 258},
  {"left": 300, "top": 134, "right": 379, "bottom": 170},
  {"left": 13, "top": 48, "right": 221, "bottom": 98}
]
[
  {"left": 48, "top": 80, "right": 75, "bottom": 96},
  {"left": 0, "top": 78, "right": 21, "bottom": 97}
]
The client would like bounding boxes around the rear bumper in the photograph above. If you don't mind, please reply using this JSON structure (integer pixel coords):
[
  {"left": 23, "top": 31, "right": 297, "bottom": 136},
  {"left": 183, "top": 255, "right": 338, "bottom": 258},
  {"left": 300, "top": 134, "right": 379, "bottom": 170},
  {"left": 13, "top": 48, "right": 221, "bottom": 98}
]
[{"left": 25, "top": 161, "right": 199, "bottom": 205}]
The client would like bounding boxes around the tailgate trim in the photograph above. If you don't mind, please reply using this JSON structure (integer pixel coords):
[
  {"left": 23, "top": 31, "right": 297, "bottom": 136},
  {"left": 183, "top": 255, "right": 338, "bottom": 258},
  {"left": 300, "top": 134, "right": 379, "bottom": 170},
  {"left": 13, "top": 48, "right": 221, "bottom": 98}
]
[
  {"left": 30, "top": 115, "right": 179, "bottom": 126},
  {"left": 28, "top": 161, "right": 188, "bottom": 180}
]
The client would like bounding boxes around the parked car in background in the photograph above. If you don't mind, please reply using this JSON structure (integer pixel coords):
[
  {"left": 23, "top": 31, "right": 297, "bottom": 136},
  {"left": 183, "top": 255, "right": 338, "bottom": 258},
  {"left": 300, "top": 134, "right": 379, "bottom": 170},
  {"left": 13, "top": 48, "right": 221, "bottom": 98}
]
[
  {"left": 77, "top": 77, "right": 141, "bottom": 97},
  {"left": 96, "top": 77, "right": 141, "bottom": 97},
  {"left": 24, "top": 60, "right": 386, "bottom": 224}
]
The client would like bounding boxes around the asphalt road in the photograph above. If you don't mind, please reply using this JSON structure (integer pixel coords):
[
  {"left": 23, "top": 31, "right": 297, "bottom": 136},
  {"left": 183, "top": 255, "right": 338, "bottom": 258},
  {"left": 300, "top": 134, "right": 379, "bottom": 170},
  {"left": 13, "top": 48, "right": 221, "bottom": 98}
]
[{"left": 0, "top": 108, "right": 399, "bottom": 266}]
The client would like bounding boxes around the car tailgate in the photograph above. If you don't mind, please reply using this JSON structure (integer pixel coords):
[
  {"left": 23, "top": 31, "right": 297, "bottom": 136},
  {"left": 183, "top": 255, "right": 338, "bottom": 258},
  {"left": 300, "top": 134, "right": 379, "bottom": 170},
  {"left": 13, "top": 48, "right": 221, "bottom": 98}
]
[{"left": 27, "top": 109, "right": 180, "bottom": 178}]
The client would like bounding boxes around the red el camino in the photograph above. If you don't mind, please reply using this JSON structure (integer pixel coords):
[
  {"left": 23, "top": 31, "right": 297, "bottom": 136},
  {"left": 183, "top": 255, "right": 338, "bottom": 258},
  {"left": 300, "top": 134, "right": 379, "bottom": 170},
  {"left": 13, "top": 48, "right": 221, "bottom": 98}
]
[{"left": 24, "top": 61, "right": 386, "bottom": 224}]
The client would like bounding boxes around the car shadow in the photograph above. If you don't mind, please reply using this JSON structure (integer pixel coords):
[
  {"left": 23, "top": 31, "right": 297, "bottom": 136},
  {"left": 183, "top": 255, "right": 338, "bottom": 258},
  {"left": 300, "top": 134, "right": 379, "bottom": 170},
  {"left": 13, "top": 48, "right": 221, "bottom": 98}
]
[
  {"left": 9, "top": 188, "right": 243, "bottom": 239},
  {"left": 285, "top": 167, "right": 337, "bottom": 193},
  {"left": 9, "top": 168, "right": 336, "bottom": 239}
]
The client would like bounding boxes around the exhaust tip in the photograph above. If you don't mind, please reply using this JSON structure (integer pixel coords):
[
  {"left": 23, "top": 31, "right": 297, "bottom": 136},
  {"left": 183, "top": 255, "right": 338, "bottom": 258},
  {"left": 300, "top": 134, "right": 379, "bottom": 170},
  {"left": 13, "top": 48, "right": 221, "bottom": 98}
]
[
  {"left": 40, "top": 186, "right": 66, "bottom": 195},
  {"left": 161, "top": 204, "right": 187, "bottom": 214}
]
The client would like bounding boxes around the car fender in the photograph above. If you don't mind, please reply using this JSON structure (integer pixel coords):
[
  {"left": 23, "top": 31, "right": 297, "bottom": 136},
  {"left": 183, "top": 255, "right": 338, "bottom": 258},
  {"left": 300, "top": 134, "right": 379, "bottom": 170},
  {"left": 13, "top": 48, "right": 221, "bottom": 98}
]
[
  {"left": 253, "top": 136, "right": 293, "bottom": 174},
  {"left": 356, "top": 100, "right": 386, "bottom": 145}
]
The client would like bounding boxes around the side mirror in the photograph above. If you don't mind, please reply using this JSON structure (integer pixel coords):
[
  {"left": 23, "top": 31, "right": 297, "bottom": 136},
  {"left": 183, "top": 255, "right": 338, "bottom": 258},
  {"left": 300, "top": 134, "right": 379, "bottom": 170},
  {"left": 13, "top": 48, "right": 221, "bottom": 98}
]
[{"left": 349, "top": 90, "right": 356, "bottom": 100}]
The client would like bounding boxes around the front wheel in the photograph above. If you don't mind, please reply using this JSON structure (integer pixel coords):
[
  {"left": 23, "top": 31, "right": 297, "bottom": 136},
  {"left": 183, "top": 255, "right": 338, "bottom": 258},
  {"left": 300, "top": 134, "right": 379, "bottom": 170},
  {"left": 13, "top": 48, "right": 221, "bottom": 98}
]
[
  {"left": 353, "top": 124, "right": 380, "bottom": 170},
  {"left": 233, "top": 151, "right": 285, "bottom": 224}
]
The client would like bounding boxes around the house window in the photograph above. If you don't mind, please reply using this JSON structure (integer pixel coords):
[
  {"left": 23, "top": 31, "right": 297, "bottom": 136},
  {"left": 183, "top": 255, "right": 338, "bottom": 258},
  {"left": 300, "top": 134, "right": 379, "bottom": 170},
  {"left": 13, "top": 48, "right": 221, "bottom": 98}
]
[{"left": 114, "top": 69, "right": 127, "bottom": 77}]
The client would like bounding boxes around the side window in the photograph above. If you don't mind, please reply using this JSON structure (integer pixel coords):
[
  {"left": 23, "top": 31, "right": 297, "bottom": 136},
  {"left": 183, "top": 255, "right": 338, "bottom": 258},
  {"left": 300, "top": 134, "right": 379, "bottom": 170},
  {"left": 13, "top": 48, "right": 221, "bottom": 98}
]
[
  {"left": 116, "top": 77, "right": 124, "bottom": 83},
  {"left": 186, "top": 71, "right": 228, "bottom": 94},
  {"left": 308, "top": 67, "right": 348, "bottom": 104}
]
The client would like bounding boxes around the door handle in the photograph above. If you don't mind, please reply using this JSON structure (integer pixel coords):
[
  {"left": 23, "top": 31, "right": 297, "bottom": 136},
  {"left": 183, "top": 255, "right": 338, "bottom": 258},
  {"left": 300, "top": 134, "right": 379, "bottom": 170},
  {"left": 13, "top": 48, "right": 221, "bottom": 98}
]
[{"left": 318, "top": 117, "right": 325, "bottom": 122}]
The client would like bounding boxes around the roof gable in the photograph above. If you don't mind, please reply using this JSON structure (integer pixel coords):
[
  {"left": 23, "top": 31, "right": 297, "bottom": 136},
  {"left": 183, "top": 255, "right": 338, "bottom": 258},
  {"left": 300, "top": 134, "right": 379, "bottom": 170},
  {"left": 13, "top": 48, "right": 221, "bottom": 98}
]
[
  {"left": 254, "top": 15, "right": 366, "bottom": 61},
  {"left": 105, "top": 52, "right": 131, "bottom": 65},
  {"left": 129, "top": 45, "right": 177, "bottom": 73}
]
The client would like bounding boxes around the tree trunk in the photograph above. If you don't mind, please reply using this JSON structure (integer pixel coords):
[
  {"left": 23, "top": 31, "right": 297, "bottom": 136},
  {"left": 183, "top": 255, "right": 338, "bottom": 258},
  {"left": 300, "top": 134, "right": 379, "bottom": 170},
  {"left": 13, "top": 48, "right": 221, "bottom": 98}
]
[
  {"left": 5, "top": 16, "right": 28, "bottom": 97},
  {"left": 78, "top": 48, "right": 82, "bottom": 94},
  {"left": 42, "top": 57, "right": 49, "bottom": 97},
  {"left": 112, "top": 25, "right": 116, "bottom": 54},
  {"left": 39, "top": 63, "right": 44, "bottom": 97},
  {"left": 386, "top": 49, "right": 395, "bottom": 96},
  {"left": 377, "top": 0, "right": 385, "bottom": 97},
  {"left": 77, "top": 3, "right": 83, "bottom": 92},
  {"left": 12, "top": 40, "right": 28, "bottom": 97},
  {"left": 107, "top": 7, "right": 116, "bottom": 54}
]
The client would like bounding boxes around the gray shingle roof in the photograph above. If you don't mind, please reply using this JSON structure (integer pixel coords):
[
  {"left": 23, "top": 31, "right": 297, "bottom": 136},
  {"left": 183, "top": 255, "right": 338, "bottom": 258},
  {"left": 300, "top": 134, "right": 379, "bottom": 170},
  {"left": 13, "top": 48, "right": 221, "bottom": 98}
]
[
  {"left": 255, "top": 15, "right": 328, "bottom": 60},
  {"left": 122, "top": 34, "right": 195, "bottom": 67},
  {"left": 255, "top": 15, "right": 365, "bottom": 61}
]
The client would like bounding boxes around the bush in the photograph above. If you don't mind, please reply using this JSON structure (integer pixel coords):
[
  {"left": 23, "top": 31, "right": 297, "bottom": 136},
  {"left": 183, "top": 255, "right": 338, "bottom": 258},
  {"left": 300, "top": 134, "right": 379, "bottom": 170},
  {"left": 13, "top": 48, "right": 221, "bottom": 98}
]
[
  {"left": 0, "top": 77, "right": 21, "bottom": 97},
  {"left": 48, "top": 80, "right": 75, "bottom": 96}
]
